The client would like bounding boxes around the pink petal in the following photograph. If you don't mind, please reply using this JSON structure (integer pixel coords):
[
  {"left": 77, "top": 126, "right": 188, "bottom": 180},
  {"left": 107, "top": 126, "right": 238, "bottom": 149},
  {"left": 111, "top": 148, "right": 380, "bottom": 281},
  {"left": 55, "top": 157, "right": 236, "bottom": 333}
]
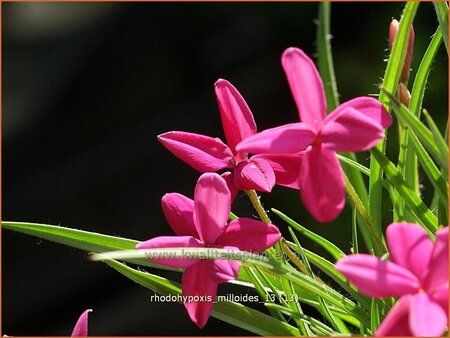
[
  {"left": 281, "top": 47, "right": 326, "bottom": 128},
  {"left": 430, "top": 284, "right": 449, "bottom": 317},
  {"left": 335, "top": 254, "right": 420, "bottom": 298},
  {"left": 215, "top": 79, "right": 257, "bottom": 156},
  {"left": 136, "top": 236, "right": 203, "bottom": 268},
  {"left": 386, "top": 222, "right": 433, "bottom": 280},
  {"left": 252, "top": 154, "right": 302, "bottom": 189},
  {"left": 158, "top": 131, "right": 233, "bottom": 172},
  {"left": 193, "top": 173, "right": 231, "bottom": 244},
  {"left": 235, "top": 123, "right": 316, "bottom": 154},
  {"left": 375, "top": 295, "right": 412, "bottom": 336},
  {"left": 234, "top": 157, "right": 275, "bottom": 192},
  {"left": 321, "top": 107, "right": 386, "bottom": 152},
  {"left": 207, "top": 254, "right": 241, "bottom": 283},
  {"left": 182, "top": 261, "right": 218, "bottom": 328},
  {"left": 330, "top": 97, "right": 392, "bottom": 129},
  {"left": 221, "top": 171, "right": 239, "bottom": 201},
  {"left": 299, "top": 145, "right": 345, "bottom": 222},
  {"left": 410, "top": 293, "right": 448, "bottom": 336},
  {"left": 424, "top": 227, "right": 449, "bottom": 292},
  {"left": 161, "top": 193, "right": 197, "bottom": 237},
  {"left": 216, "top": 218, "right": 281, "bottom": 252},
  {"left": 71, "top": 309, "right": 92, "bottom": 337}
]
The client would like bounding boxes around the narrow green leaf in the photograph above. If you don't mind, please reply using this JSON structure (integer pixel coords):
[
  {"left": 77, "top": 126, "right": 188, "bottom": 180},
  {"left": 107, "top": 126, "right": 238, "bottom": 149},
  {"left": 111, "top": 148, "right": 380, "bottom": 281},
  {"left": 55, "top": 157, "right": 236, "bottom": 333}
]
[
  {"left": 2, "top": 221, "right": 174, "bottom": 270},
  {"left": 265, "top": 303, "right": 336, "bottom": 336},
  {"left": 409, "top": 27, "right": 442, "bottom": 117},
  {"left": 286, "top": 241, "right": 370, "bottom": 311},
  {"left": 370, "top": 147, "right": 438, "bottom": 233},
  {"left": 383, "top": 88, "right": 448, "bottom": 172},
  {"left": 287, "top": 230, "right": 349, "bottom": 334},
  {"left": 93, "top": 248, "right": 370, "bottom": 327},
  {"left": 408, "top": 130, "right": 448, "bottom": 204},
  {"left": 243, "top": 266, "right": 287, "bottom": 322},
  {"left": 423, "top": 108, "right": 449, "bottom": 172},
  {"left": 271, "top": 208, "right": 345, "bottom": 260},
  {"left": 337, "top": 154, "right": 370, "bottom": 176},
  {"left": 370, "top": 1, "right": 420, "bottom": 243},
  {"left": 370, "top": 299, "right": 381, "bottom": 333},
  {"left": 344, "top": 174, "right": 385, "bottom": 255},
  {"left": 105, "top": 259, "right": 300, "bottom": 336},
  {"left": 434, "top": 1, "right": 448, "bottom": 53},
  {"left": 351, "top": 208, "right": 359, "bottom": 254}
]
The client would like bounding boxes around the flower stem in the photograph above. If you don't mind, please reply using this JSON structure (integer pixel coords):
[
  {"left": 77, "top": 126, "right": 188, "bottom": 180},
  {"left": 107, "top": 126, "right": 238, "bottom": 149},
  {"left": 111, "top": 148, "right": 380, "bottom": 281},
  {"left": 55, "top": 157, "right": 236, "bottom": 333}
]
[
  {"left": 245, "top": 189, "right": 271, "bottom": 224},
  {"left": 245, "top": 190, "right": 308, "bottom": 274}
]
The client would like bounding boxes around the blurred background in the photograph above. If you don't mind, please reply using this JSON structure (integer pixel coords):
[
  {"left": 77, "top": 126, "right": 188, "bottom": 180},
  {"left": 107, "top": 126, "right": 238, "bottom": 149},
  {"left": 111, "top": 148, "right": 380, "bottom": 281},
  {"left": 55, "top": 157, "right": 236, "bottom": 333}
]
[{"left": 3, "top": 2, "right": 447, "bottom": 335}]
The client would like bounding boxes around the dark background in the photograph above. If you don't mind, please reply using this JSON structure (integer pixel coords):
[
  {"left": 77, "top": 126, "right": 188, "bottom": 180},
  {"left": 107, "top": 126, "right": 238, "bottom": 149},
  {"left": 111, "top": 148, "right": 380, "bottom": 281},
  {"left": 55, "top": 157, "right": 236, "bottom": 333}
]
[{"left": 3, "top": 2, "right": 447, "bottom": 335}]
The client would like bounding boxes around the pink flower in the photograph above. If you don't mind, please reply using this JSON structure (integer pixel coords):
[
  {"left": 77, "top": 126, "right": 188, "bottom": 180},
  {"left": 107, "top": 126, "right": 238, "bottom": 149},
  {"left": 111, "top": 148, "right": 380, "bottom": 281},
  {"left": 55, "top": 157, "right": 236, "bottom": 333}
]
[
  {"left": 71, "top": 309, "right": 92, "bottom": 336},
  {"left": 158, "top": 79, "right": 292, "bottom": 198},
  {"left": 136, "top": 173, "right": 281, "bottom": 328},
  {"left": 236, "top": 47, "right": 392, "bottom": 222},
  {"left": 336, "top": 223, "right": 448, "bottom": 336}
]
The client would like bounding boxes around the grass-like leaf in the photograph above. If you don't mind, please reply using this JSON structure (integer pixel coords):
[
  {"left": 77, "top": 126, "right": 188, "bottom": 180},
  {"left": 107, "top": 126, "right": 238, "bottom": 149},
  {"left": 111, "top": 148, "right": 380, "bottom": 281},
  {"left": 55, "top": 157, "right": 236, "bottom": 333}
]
[
  {"left": 2, "top": 221, "right": 174, "bottom": 270},
  {"left": 383, "top": 88, "right": 448, "bottom": 172},
  {"left": 434, "top": 1, "right": 448, "bottom": 53},
  {"left": 271, "top": 208, "right": 345, "bottom": 260},
  {"left": 93, "top": 247, "right": 370, "bottom": 326},
  {"left": 370, "top": 147, "right": 438, "bottom": 233},
  {"left": 369, "top": 1, "right": 420, "bottom": 240},
  {"left": 408, "top": 130, "right": 448, "bottom": 204},
  {"left": 286, "top": 241, "right": 370, "bottom": 311},
  {"left": 105, "top": 259, "right": 301, "bottom": 336}
]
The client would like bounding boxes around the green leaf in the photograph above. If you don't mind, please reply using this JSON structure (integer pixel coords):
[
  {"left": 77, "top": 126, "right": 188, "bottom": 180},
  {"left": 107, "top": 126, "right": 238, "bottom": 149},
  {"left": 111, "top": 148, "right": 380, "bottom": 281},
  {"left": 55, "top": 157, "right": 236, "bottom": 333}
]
[
  {"left": 382, "top": 88, "right": 448, "bottom": 172},
  {"left": 434, "top": 1, "right": 448, "bottom": 53},
  {"left": 2, "top": 221, "right": 175, "bottom": 270},
  {"left": 243, "top": 266, "right": 287, "bottom": 322},
  {"left": 286, "top": 240, "right": 370, "bottom": 311},
  {"left": 423, "top": 109, "right": 449, "bottom": 173},
  {"left": 370, "top": 299, "right": 381, "bottom": 333},
  {"left": 369, "top": 1, "right": 420, "bottom": 243},
  {"left": 94, "top": 247, "right": 370, "bottom": 327},
  {"left": 409, "top": 27, "right": 443, "bottom": 118},
  {"left": 271, "top": 208, "right": 345, "bottom": 260},
  {"left": 265, "top": 304, "right": 336, "bottom": 336},
  {"left": 408, "top": 130, "right": 448, "bottom": 204},
  {"left": 370, "top": 147, "right": 438, "bottom": 233},
  {"left": 105, "top": 259, "right": 300, "bottom": 336}
]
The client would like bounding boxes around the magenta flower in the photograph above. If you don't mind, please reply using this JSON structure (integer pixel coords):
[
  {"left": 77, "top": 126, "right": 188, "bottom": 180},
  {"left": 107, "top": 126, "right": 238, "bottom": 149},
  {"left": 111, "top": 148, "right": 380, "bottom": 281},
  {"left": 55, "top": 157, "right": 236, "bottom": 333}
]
[
  {"left": 71, "top": 309, "right": 92, "bottom": 336},
  {"left": 336, "top": 223, "right": 448, "bottom": 336},
  {"left": 136, "top": 173, "right": 281, "bottom": 328},
  {"left": 158, "top": 79, "right": 280, "bottom": 198},
  {"left": 236, "top": 47, "right": 392, "bottom": 222}
]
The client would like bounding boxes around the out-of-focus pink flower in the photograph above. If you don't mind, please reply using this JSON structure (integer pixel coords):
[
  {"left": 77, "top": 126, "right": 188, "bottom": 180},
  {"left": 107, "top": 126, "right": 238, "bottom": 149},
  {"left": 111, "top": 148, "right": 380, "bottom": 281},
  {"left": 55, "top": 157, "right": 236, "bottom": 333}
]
[
  {"left": 136, "top": 173, "right": 281, "bottom": 328},
  {"left": 158, "top": 79, "right": 298, "bottom": 198},
  {"left": 389, "top": 19, "right": 415, "bottom": 83},
  {"left": 336, "top": 223, "right": 448, "bottom": 336},
  {"left": 71, "top": 309, "right": 92, "bottom": 336},
  {"left": 237, "top": 47, "right": 392, "bottom": 222}
]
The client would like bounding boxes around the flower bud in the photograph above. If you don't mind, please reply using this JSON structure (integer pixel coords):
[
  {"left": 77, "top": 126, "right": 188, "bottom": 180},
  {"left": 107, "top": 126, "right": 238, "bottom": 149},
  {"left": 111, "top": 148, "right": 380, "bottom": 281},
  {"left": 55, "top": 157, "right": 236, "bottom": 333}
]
[
  {"left": 389, "top": 19, "right": 415, "bottom": 83},
  {"left": 397, "top": 82, "right": 411, "bottom": 107}
]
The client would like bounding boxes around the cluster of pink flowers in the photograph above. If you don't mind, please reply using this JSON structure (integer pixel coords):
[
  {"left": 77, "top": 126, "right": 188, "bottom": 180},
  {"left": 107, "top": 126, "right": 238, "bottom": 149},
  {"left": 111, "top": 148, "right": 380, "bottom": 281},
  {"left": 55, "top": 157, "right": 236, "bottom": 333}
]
[{"left": 135, "top": 45, "right": 447, "bottom": 335}]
